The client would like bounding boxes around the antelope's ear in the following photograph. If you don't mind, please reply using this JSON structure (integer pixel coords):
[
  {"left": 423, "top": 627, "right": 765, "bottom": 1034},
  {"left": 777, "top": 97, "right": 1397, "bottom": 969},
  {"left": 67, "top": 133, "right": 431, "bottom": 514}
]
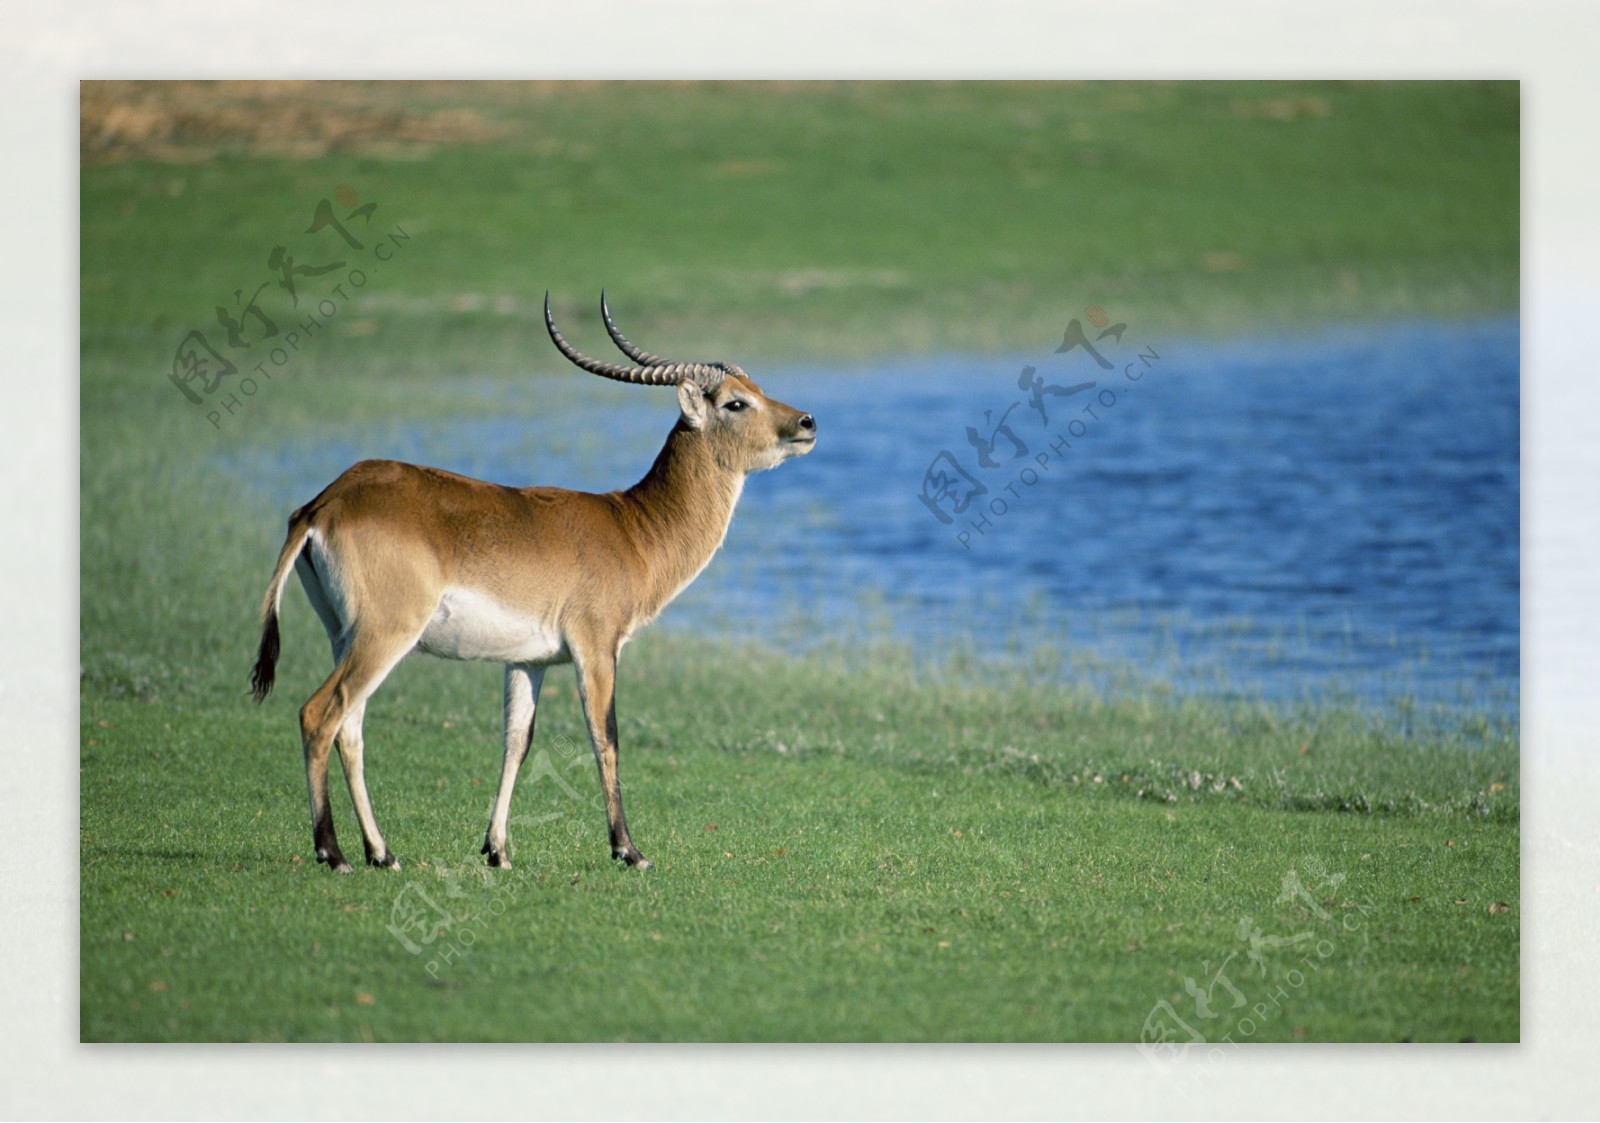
[{"left": 677, "top": 380, "right": 709, "bottom": 429}]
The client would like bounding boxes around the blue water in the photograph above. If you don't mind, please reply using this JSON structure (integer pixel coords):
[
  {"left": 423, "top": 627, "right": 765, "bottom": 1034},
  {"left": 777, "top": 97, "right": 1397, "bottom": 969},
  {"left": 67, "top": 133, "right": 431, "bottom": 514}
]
[{"left": 229, "top": 315, "right": 1520, "bottom": 724}]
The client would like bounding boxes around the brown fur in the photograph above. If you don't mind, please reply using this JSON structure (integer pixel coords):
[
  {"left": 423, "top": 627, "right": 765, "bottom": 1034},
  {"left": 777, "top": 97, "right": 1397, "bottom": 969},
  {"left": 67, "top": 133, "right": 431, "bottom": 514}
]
[{"left": 253, "top": 367, "right": 814, "bottom": 872}]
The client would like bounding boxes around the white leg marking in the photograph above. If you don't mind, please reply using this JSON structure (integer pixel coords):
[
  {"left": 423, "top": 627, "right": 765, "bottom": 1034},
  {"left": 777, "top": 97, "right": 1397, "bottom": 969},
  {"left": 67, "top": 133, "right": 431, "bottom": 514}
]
[
  {"left": 337, "top": 699, "right": 396, "bottom": 867},
  {"left": 485, "top": 663, "right": 546, "bottom": 866}
]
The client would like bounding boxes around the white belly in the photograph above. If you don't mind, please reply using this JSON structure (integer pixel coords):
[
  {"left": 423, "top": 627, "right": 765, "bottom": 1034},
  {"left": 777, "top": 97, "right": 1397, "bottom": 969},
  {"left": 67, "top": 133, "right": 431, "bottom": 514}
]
[{"left": 415, "top": 586, "right": 570, "bottom": 665}]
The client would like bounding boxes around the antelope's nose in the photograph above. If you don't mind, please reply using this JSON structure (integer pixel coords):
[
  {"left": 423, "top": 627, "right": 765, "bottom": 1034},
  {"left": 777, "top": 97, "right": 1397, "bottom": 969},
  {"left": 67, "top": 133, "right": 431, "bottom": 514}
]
[{"left": 798, "top": 414, "right": 815, "bottom": 433}]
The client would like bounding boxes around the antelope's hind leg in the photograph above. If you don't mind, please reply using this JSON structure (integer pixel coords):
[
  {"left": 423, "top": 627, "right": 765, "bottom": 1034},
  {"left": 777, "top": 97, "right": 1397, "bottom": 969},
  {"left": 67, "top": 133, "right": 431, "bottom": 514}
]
[
  {"left": 337, "top": 699, "right": 399, "bottom": 868},
  {"left": 294, "top": 546, "right": 422, "bottom": 872},
  {"left": 483, "top": 663, "right": 546, "bottom": 868},
  {"left": 299, "top": 633, "right": 421, "bottom": 872}
]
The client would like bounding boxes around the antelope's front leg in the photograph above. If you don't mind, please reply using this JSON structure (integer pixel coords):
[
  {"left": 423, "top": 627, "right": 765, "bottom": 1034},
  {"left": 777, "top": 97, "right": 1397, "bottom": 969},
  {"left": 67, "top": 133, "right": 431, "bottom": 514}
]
[
  {"left": 483, "top": 663, "right": 545, "bottom": 868},
  {"left": 575, "top": 652, "right": 650, "bottom": 870}
]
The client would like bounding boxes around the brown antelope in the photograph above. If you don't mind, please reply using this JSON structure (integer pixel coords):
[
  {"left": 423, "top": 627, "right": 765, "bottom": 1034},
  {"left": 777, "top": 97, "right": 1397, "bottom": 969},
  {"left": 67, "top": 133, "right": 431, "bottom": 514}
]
[{"left": 249, "top": 293, "right": 816, "bottom": 872}]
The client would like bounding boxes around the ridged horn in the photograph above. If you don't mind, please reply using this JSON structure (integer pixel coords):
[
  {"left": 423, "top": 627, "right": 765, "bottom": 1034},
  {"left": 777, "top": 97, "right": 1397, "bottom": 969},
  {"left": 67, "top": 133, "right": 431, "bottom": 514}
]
[
  {"left": 601, "top": 290, "right": 669, "bottom": 367},
  {"left": 545, "top": 293, "right": 729, "bottom": 389}
]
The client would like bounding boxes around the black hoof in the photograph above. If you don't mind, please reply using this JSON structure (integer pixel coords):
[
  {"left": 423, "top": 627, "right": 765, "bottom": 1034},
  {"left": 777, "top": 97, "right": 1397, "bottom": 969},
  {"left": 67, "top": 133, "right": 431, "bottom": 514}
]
[
  {"left": 367, "top": 851, "right": 400, "bottom": 870},
  {"left": 317, "top": 849, "right": 353, "bottom": 874},
  {"left": 615, "top": 849, "right": 652, "bottom": 871}
]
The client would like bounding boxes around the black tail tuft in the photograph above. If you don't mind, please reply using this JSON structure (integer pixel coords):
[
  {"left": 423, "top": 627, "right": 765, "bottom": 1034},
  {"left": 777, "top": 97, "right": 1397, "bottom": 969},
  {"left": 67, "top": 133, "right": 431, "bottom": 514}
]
[{"left": 250, "top": 612, "right": 281, "bottom": 702}]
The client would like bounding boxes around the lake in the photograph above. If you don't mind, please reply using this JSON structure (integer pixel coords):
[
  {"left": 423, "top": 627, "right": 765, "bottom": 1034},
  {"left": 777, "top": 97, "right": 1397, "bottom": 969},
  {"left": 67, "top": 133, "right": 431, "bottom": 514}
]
[{"left": 230, "top": 314, "right": 1520, "bottom": 727}]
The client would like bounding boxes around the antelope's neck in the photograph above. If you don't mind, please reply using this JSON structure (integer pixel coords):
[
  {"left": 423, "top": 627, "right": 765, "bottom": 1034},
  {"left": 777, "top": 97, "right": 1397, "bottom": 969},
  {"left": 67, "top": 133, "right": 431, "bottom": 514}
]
[{"left": 621, "top": 426, "right": 745, "bottom": 609}]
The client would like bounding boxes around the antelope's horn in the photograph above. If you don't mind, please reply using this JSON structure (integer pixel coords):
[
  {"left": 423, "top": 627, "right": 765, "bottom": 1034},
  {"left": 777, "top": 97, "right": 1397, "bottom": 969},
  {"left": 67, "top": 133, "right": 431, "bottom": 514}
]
[
  {"left": 601, "top": 290, "right": 670, "bottom": 367},
  {"left": 545, "top": 293, "right": 728, "bottom": 389}
]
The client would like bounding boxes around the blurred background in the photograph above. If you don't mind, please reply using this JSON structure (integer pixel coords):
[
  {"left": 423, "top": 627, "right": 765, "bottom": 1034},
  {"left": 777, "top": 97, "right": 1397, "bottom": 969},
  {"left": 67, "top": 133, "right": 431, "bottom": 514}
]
[{"left": 80, "top": 80, "right": 1519, "bottom": 729}]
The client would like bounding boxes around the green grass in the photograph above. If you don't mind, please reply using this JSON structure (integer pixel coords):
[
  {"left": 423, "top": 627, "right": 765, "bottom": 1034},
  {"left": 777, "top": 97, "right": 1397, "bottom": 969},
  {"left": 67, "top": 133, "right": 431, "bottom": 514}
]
[
  {"left": 82, "top": 636, "right": 1517, "bottom": 1042},
  {"left": 81, "top": 618, "right": 1520, "bottom": 1044},
  {"left": 82, "top": 80, "right": 1518, "bottom": 382},
  {"left": 80, "top": 80, "right": 1519, "bottom": 1042}
]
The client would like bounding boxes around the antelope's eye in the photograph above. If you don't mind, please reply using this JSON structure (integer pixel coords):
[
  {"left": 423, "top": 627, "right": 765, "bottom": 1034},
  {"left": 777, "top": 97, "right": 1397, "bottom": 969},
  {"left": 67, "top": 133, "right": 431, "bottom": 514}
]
[{"left": 723, "top": 399, "right": 748, "bottom": 412}]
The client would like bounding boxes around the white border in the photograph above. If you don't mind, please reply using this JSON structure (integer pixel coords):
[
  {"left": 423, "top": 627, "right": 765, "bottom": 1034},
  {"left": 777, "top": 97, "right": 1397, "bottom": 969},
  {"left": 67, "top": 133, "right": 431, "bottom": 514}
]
[{"left": 11, "top": 3, "right": 1597, "bottom": 1119}]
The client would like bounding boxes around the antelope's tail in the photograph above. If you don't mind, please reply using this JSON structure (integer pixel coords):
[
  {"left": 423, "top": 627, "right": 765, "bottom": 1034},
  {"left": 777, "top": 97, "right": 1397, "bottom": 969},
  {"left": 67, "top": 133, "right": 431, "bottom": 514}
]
[{"left": 250, "top": 510, "right": 314, "bottom": 702}]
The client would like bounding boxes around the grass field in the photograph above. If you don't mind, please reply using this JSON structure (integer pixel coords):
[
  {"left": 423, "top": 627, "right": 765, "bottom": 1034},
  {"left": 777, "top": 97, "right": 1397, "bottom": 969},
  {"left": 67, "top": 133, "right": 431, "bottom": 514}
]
[{"left": 79, "top": 80, "right": 1519, "bottom": 1042}]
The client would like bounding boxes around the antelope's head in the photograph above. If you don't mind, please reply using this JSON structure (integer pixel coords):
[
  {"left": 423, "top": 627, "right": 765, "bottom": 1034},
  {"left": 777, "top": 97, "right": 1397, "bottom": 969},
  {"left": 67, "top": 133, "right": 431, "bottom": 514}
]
[{"left": 545, "top": 292, "right": 816, "bottom": 474}]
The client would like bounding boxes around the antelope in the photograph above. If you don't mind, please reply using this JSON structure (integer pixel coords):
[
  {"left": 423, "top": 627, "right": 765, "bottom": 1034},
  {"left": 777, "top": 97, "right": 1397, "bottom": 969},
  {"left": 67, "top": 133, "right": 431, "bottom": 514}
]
[{"left": 249, "top": 293, "right": 816, "bottom": 872}]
